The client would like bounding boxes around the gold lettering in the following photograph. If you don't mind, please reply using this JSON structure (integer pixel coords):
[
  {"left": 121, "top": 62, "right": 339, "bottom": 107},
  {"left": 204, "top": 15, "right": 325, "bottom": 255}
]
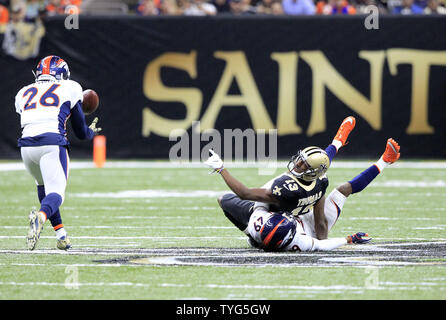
[
  {"left": 387, "top": 49, "right": 446, "bottom": 134},
  {"left": 199, "top": 51, "right": 274, "bottom": 132},
  {"left": 271, "top": 52, "right": 303, "bottom": 135},
  {"left": 141, "top": 51, "right": 202, "bottom": 137},
  {"left": 300, "top": 51, "right": 385, "bottom": 136}
]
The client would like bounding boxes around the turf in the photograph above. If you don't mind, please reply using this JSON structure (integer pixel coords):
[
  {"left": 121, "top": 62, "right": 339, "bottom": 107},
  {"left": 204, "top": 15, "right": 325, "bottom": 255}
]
[{"left": 0, "top": 161, "right": 445, "bottom": 300}]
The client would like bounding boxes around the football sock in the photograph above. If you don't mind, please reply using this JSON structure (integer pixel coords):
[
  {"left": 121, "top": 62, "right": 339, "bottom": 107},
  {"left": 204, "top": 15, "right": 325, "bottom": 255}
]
[
  {"left": 37, "top": 186, "right": 63, "bottom": 228},
  {"left": 37, "top": 185, "right": 45, "bottom": 202},
  {"left": 348, "top": 165, "right": 380, "bottom": 194},
  {"left": 374, "top": 156, "right": 390, "bottom": 172},
  {"left": 39, "top": 193, "right": 62, "bottom": 220},
  {"left": 325, "top": 144, "right": 338, "bottom": 163},
  {"left": 348, "top": 156, "right": 391, "bottom": 194},
  {"left": 55, "top": 227, "right": 67, "bottom": 240},
  {"left": 331, "top": 139, "right": 343, "bottom": 152}
]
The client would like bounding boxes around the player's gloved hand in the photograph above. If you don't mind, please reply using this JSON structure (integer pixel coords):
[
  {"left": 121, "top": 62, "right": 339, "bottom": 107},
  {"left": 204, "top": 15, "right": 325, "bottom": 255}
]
[
  {"left": 89, "top": 117, "right": 102, "bottom": 134},
  {"left": 347, "top": 232, "right": 371, "bottom": 244},
  {"left": 204, "top": 149, "right": 224, "bottom": 174}
]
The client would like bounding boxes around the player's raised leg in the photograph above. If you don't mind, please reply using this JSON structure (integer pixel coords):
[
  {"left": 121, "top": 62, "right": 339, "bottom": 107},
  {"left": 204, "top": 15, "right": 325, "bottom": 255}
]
[
  {"left": 339, "top": 138, "right": 400, "bottom": 197},
  {"left": 325, "top": 138, "right": 401, "bottom": 227},
  {"left": 325, "top": 116, "right": 356, "bottom": 163}
]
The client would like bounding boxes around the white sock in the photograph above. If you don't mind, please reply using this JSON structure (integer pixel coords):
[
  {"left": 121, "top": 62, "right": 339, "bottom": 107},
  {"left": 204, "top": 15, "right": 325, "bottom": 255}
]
[
  {"left": 331, "top": 140, "right": 343, "bottom": 151},
  {"left": 56, "top": 227, "right": 67, "bottom": 240},
  {"left": 374, "top": 156, "right": 389, "bottom": 172}
]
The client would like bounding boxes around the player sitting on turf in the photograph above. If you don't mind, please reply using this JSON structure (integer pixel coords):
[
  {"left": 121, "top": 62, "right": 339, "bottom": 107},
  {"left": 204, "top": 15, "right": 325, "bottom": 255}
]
[
  {"left": 205, "top": 116, "right": 356, "bottom": 240},
  {"left": 207, "top": 138, "right": 400, "bottom": 252},
  {"left": 15, "top": 55, "right": 102, "bottom": 250}
]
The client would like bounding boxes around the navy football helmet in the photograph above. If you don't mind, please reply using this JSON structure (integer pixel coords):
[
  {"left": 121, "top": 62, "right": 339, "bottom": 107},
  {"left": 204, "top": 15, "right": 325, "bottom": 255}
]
[{"left": 260, "top": 213, "right": 297, "bottom": 251}]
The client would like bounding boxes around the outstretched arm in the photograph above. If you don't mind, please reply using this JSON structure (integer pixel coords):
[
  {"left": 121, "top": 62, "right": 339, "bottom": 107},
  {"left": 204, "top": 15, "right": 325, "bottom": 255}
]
[
  {"left": 70, "top": 102, "right": 102, "bottom": 140},
  {"left": 219, "top": 169, "right": 279, "bottom": 203},
  {"left": 292, "top": 232, "right": 371, "bottom": 252},
  {"left": 205, "top": 149, "right": 279, "bottom": 204}
]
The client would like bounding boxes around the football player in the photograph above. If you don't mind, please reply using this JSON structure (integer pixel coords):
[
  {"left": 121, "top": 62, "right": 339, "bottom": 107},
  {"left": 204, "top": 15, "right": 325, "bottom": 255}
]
[
  {"left": 205, "top": 116, "right": 356, "bottom": 240},
  {"left": 15, "top": 55, "right": 102, "bottom": 250},
  {"left": 208, "top": 138, "right": 400, "bottom": 252}
]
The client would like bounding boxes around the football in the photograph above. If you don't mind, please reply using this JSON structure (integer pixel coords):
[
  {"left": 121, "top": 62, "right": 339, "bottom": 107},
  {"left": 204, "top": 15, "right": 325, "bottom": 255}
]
[{"left": 82, "top": 89, "right": 99, "bottom": 115}]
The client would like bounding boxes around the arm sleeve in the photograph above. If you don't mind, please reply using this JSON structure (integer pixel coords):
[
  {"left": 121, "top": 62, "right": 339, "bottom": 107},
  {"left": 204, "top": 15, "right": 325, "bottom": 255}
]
[
  {"left": 70, "top": 102, "right": 94, "bottom": 140},
  {"left": 311, "top": 238, "right": 347, "bottom": 251}
]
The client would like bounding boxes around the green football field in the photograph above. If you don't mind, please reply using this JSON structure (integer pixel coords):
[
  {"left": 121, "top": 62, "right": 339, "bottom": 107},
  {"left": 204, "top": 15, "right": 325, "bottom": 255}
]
[{"left": 0, "top": 160, "right": 445, "bottom": 300}]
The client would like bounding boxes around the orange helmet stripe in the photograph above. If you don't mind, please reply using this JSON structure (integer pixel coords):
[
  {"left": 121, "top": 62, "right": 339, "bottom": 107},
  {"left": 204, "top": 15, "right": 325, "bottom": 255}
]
[
  {"left": 42, "top": 56, "right": 53, "bottom": 74},
  {"left": 263, "top": 218, "right": 286, "bottom": 247}
]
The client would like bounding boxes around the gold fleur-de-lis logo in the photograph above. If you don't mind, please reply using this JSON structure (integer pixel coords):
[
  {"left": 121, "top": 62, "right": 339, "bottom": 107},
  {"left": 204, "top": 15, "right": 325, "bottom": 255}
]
[{"left": 273, "top": 186, "right": 282, "bottom": 196}]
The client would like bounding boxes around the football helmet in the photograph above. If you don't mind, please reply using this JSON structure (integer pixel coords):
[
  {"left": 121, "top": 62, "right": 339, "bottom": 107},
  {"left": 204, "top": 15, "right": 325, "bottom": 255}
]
[
  {"left": 34, "top": 55, "right": 70, "bottom": 81},
  {"left": 260, "top": 213, "right": 296, "bottom": 251},
  {"left": 287, "top": 146, "right": 330, "bottom": 182}
]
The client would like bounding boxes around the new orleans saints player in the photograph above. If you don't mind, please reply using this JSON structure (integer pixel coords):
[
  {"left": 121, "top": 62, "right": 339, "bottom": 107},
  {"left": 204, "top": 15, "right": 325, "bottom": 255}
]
[{"left": 205, "top": 116, "right": 356, "bottom": 240}]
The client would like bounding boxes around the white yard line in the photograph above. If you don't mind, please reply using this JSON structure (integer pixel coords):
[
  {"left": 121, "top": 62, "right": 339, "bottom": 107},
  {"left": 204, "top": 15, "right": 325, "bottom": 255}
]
[
  {"left": 1, "top": 160, "right": 446, "bottom": 172},
  {"left": 0, "top": 281, "right": 441, "bottom": 292}
]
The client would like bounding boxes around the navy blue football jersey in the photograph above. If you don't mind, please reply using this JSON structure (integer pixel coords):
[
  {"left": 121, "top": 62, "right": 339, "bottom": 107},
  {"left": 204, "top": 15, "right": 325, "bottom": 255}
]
[{"left": 269, "top": 173, "right": 329, "bottom": 216}]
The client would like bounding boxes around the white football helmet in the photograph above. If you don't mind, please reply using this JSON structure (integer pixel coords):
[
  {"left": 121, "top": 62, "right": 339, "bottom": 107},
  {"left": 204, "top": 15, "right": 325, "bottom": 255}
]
[{"left": 287, "top": 146, "right": 330, "bottom": 181}]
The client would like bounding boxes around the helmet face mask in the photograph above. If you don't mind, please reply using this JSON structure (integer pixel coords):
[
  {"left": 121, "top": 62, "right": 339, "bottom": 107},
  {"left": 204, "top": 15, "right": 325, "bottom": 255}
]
[
  {"left": 35, "top": 55, "right": 70, "bottom": 82},
  {"left": 287, "top": 147, "right": 330, "bottom": 182}
]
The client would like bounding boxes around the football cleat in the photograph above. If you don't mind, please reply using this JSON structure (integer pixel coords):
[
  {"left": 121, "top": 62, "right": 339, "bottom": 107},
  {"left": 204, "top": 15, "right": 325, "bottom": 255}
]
[
  {"left": 56, "top": 236, "right": 72, "bottom": 250},
  {"left": 27, "top": 210, "right": 45, "bottom": 250},
  {"left": 382, "top": 138, "right": 400, "bottom": 164},
  {"left": 334, "top": 116, "right": 356, "bottom": 147}
]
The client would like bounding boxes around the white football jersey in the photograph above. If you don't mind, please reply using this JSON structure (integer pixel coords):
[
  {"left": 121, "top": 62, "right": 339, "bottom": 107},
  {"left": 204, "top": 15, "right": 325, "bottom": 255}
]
[
  {"left": 15, "top": 79, "right": 83, "bottom": 138},
  {"left": 247, "top": 206, "right": 346, "bottom": 252}
]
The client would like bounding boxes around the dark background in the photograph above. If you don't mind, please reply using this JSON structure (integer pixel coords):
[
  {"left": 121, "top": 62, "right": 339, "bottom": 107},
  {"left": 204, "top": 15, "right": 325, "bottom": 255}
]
[{"left": 1, "top": 15, "right": 445, "bottom": 160}]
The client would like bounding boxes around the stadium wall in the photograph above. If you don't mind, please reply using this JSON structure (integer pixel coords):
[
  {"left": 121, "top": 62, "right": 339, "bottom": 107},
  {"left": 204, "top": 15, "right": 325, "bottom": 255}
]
[{"left": 1, "top": 16, "right": 445, "bottom": 160}]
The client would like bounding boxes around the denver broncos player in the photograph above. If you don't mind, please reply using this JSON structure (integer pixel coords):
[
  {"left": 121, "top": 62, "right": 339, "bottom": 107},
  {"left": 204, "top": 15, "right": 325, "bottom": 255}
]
[
  {"left": 205, "top": 116, "right": 356, "bottom": 241},
  {"left": 207, "top": 137, "right": 401, "bottom": 252},
  {"left": 15, "top": 55, "right": 102, "bottom": 250}
]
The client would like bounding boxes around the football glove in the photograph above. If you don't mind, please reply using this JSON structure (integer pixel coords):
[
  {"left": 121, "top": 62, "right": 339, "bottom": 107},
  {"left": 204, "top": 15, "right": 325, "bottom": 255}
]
[
  {"left": 204, "top": 149, "right": 224, "bottom": 174},
  {"left": 347, "top": 232, "right": 371, "bottom": 244},
  {"left": 89, "top": 117, "right": 102, "bottom": 134}
]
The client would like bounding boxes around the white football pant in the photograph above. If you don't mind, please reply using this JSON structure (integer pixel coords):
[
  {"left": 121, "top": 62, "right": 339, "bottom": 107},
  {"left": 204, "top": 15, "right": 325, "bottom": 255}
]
[
  {"left": 298, "top": 188, "right": 347, "bottom": 238},
  {"left": 21, "top": 145, "right": 69, "bottom": 203}
]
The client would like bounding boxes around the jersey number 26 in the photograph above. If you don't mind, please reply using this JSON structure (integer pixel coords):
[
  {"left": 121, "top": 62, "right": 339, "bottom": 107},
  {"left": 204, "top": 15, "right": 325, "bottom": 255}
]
[{"left": 23, "top": 84, "right": 60, "bottom": 111}]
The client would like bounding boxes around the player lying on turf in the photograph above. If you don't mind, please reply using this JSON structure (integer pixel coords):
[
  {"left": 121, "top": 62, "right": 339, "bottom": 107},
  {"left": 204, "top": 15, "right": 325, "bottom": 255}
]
[
  {"left": 206, "top": 138, "right": 400, "bottom": 251},
  {"left": 205, "top": 116, "right": 356, "bottom": 240},
  {"left": 15, "top": 55, "right": 102, "bottom": 250}
]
